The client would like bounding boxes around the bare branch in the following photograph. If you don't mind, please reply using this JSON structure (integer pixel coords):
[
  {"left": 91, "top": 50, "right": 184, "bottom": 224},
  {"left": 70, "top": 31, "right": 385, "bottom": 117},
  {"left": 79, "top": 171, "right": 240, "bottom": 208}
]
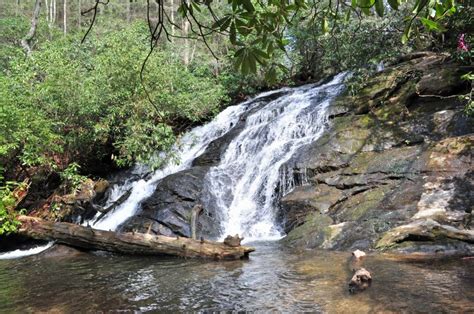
[{"left": 81, "top": 0, "right": 109, "bottom": 44}]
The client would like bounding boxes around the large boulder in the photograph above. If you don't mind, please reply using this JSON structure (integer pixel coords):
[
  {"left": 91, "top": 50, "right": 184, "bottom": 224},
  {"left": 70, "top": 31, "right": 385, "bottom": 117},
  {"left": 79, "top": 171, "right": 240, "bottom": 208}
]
[
  {"left": 280, "top": 53, "right": 473, "bottom": 253},
  {"left": 119, "top": 166, "right": 223, "bottom": 239}
]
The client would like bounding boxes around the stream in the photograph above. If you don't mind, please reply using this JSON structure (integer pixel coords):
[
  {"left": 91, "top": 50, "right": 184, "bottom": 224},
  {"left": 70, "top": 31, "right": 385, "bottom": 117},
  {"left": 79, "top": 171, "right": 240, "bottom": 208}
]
[
  {"left": 1, "top": 73, "right": 473, "bottom": 312},
  {"left": 1, "top": 242, "right": 473, "bottom": 312}
]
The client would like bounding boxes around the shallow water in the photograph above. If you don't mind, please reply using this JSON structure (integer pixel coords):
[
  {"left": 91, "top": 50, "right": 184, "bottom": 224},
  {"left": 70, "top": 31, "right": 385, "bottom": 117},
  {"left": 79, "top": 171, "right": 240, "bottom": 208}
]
[{"left": 0, "top": 242, "right": 473, "bottom": 312}]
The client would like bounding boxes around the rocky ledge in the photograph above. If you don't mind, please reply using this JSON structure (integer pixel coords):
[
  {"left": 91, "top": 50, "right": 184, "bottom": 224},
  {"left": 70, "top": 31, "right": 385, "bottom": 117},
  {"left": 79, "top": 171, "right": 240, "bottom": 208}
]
[{"left": 279, "top": 52, "right": 473, "bottom": 254}]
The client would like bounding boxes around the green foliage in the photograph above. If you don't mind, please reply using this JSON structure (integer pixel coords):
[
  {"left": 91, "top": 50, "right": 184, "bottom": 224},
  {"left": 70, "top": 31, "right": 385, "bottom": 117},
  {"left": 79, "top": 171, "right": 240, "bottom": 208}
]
[
  {"left": 0, "top": 170, "right": 25, "bottom": 235},
  {"left": 460, "top": 72, "right": 474, "bottom": 117},
  {"left": 1, "top": 21, "right": 227, "bottom": 173},
  {"left": 453, "top": 50, "right": 473, "bottom": 65},
  {"left": 176, "top": 0, "right": 464, "bottom": 76},
  {"left": 60, "top": 163, "right": 87, "bottom": 191},
  {"left": 0, "top": 73, "right": 61, "bottom": 168},
  {"left": 289, "top": 11, "right": 412, "bottom": 80}
]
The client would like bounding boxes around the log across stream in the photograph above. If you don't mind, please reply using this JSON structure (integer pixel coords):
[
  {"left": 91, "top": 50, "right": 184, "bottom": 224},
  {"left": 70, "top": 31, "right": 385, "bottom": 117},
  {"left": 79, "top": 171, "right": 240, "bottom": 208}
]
[{"left": 17, "top": 216, "right": 255, "bottom": 260}]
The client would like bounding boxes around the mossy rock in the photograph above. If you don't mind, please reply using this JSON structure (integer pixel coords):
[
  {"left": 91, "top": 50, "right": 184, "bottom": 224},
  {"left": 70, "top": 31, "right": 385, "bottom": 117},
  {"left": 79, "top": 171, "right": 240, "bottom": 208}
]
[{"left": 283, "top": 212, "right": 334, "bottom": 249}]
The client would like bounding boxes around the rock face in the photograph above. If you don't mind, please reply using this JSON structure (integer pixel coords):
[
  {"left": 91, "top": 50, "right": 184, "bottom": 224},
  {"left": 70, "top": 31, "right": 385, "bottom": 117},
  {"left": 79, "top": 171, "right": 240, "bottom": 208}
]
[{"left": 280, "top": 52, "right": 473, "bottom": 254}]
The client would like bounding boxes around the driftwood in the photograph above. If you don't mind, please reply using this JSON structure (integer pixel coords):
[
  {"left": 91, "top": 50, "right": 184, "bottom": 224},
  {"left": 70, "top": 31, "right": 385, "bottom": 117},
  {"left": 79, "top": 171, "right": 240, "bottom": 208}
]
[
  {"left": 17, "top": 216, "right": 255, "bottom": 260},
  {"left": 94, "top": 188, "right": 132, "bottom": 222},
  {"left": 376, "top": 219, "right": 474, "bottom": 249},
  {"left": 8, "top": 179, "right": 31, "bottom": 212},
  {"left": 348, "top": 250, "right": 372, "bottom": 294}
]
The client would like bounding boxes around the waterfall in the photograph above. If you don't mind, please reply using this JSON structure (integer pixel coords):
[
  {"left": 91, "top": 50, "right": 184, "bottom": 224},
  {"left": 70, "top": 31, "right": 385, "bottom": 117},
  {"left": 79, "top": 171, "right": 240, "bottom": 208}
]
[
  {"left": 205, "top": 73, "right": 347, "bottom": 241},
  {"left": 94, "top": 73, "right": 346, "bottom": 239},
  {"left": 90, "top": 88, "right": 288, "bottom": 231}
]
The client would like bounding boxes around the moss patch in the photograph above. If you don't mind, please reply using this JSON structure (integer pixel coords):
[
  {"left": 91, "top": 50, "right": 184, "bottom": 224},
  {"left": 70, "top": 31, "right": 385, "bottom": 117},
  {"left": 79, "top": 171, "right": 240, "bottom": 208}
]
[{"left": 283, "top": 212, "right": 334, "bottom": 248}]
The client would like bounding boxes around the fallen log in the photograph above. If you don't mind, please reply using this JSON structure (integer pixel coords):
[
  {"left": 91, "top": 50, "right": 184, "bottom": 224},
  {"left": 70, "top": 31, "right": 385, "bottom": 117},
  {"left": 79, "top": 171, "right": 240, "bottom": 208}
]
[
  {"left": 94, "top": 188, "right": 133, "bottom": 222},
  {"left": 17, "top": 216, "right": 255, "bottom": 260}
]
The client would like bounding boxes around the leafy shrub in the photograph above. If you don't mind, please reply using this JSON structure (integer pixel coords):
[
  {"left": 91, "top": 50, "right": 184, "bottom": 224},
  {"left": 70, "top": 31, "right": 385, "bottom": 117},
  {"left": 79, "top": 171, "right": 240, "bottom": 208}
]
[{"left": 1, "top": 21, "right": 227, "bottom": 174}]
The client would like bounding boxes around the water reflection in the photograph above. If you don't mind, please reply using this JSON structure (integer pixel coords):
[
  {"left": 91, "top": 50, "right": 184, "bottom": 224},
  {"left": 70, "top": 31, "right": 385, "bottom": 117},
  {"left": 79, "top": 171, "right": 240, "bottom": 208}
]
[{"left": 0, "top": 242, "right": 473, "bottom": 312}]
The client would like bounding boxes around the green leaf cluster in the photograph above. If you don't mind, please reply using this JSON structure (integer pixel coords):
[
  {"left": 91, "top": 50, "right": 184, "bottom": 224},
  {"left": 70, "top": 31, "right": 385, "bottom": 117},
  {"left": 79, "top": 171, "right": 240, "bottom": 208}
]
[{"left": 0, "top": 171, "right": 24, "bottom": 236}]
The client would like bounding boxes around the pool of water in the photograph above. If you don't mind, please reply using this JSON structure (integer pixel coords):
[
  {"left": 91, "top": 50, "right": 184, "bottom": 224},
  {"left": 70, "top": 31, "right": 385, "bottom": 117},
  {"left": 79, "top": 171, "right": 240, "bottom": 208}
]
[{"left": 0, "top": 242, "right": 473, "bottom": 312}]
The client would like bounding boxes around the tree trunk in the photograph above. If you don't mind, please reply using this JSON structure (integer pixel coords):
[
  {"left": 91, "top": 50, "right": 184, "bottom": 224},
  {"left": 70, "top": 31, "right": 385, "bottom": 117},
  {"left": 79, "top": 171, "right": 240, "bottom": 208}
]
[
  {"left": 45, "top": 0, "right": 49, "bottom": 23},
  {"left": 49, "top": 0, "right": 53, "bottom": 27},
  {"left": 18, "top": 216, "right": 255, "bottom": 260},
  {"left": 126, "top": 0, "right": 131, "bottom": 23},
  {"left": 21, "top": 0, "right": 42, "bottom": 56},
  {"left": 78, "top": 0, "right": 81, "bottom": 28},
  {"left": 16, "top": 0, "right": 21, "bottom": 16},
  {"left": 183, "top": 19, "right": 190, "bottom": 66},
  {"left": 170, "top": 0, "right": 175, "bottom": 41},
  {"left": 63, "top": 0, "right": 67, "bottom": 35},
  {"left": 53, "top": 0, "right": 57, "bottom": 25}
]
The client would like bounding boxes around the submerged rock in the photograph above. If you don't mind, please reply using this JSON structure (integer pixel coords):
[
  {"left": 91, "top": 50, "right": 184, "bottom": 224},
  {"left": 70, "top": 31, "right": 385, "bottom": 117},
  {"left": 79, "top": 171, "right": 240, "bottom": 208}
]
[
  {"left": 349, "top": 268, "right": 372, "bottom": 293},
  {"left": 280, "top": 53, "right": 473, "bottom": 254}
]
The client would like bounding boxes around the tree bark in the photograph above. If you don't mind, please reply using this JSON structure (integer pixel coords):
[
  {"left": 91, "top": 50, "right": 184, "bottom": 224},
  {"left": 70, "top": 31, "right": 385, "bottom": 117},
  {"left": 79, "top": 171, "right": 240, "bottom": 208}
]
[
  {"left": 49, "top": 0, "right": 53, "bottom": 26},
  {"left": 21, "top": 0, "right": 42, "bottom": 56},
  {"left": 78, "top": 0, "right": 81, "bottom": 28},
  {"left": 18, "top": 216, "right": 255, "bottom": 260},
  {"left": 183, "top": 19, "right": 190, "bottom": 66},
  {"left": 63, "top": 0, "right": 67, "bottom": 35},
  {"left": 126, "top": 0, "right": 131, "bottom": 23},
  {"left": 170, "top": 0, "right": 175, "bottom": 41},
  {"left": 45, "top": 0, "right": 49, "bottom": 23},
  {"left": 53, "top": 0, "right": 57, "bottom": 24},
  {"left": 16, "top": 0, "right": 21, "bottom": 16}
]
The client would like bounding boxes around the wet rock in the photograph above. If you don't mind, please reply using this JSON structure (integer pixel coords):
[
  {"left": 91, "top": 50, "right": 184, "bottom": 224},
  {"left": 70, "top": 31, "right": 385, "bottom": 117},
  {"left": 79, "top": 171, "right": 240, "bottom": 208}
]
[
  {"left": 224, "top": 234, "right": 243, "bottom": 247},
  {"left": 349, "top": 268, "right": 372, "bottom": 293},
  {"left": 120, "top": 166, "right": 222, "bottom": 239},
  {"left": 37, "top": 244, "right": 85, "bottom": 258},
  {"left": 279, "top": 53, "right": 474, "bottom": 254},
  {"left": 352, "top": 249, "right": 366, "bottom": 259}
]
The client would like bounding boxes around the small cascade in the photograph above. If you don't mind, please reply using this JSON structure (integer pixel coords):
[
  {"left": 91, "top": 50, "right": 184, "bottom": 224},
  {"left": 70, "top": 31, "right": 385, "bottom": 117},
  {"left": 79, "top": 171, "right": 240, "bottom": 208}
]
[
  {"left": 0, "top": 243, "right": 54, "bottom": 260},
  {"left": 204, "top": 73, "right": 347, "bottom": 241}
]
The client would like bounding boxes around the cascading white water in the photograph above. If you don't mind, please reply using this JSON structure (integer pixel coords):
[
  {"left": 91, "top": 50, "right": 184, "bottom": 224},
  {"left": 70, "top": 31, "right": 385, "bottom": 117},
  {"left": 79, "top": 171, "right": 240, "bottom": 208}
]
[
  {"left": 1, "top": 93, "right": 250, "bottom": 260},
  {"left": 90, "top": 88, "right": 289, "bottom": 231},
  {"left": 90, "top": 106, "right": 245, "bottom": 231},
  {"left": 205, "top": 73, "right": 346, "bottom": 241},
  {"left": 0, "top": 242, "right": 54, "bottom": 259}
]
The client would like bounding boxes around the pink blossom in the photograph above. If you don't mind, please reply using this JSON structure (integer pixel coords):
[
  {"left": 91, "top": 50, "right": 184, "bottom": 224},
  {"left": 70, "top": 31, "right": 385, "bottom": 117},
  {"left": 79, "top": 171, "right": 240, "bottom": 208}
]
[{"left": 458, "top": 33, "right": 469, "bottom": 51}]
